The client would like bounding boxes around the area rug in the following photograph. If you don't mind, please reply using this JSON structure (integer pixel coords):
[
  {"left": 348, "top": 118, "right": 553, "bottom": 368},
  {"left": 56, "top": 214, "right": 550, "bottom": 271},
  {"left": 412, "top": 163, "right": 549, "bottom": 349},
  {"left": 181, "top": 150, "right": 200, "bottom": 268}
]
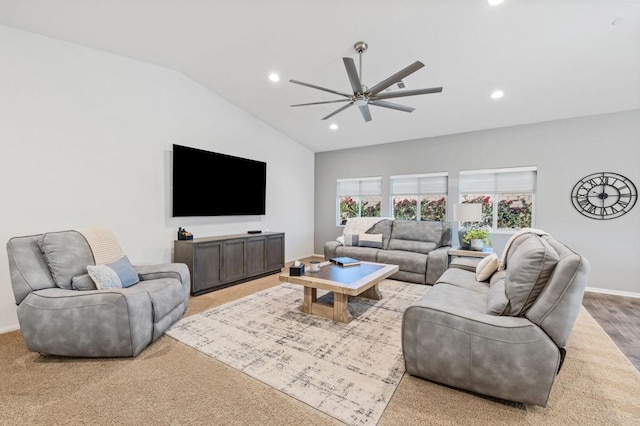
[{"left": 166, "top": 280, "right": 429, "bottom": 426}]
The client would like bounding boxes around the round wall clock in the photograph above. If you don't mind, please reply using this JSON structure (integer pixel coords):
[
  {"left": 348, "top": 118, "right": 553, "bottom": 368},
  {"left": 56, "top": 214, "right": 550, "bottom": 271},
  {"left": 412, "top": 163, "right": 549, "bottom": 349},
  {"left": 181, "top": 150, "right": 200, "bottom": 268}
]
[{"left": 571, "top": 172, "right": 637, "bottom": 220}]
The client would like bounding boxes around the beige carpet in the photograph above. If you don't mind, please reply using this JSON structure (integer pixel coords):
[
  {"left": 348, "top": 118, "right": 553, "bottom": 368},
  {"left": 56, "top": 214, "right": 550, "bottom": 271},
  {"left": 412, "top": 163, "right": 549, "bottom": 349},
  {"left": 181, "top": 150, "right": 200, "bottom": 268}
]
[
  {"left": 166, "top": 281, "right": 429, "bottom": 426},
  {"left": 1, "top": 273, "right": 640, "bottom": 425}
]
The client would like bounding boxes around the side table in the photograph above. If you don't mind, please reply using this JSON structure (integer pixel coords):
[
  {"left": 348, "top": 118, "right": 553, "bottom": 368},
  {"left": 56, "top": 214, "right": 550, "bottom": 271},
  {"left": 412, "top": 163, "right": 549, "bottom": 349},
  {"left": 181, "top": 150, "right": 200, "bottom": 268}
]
[
  {"left": 448, "top": 248, "right": 494, "bottom": 271},
  {"left": 448, "top": 247, "right": 493, "bottom": 260}
]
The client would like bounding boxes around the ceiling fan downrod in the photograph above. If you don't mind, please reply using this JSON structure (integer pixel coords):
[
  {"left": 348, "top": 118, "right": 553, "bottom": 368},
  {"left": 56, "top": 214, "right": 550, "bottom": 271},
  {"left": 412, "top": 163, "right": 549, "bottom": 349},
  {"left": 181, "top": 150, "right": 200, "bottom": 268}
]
[{"left": 354, "top": 41, "right": 368, "bottom": 89}]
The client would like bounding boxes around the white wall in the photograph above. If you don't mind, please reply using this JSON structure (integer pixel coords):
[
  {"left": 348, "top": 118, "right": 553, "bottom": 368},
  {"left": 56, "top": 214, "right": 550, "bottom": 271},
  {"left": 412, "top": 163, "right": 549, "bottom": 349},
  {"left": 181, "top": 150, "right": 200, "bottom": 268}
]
[
  {"left": 0, "top": 25, "right": 315, "bottom": 332},
  {"left": 315, "top": 110, "right": 640, "bottom": 296}
]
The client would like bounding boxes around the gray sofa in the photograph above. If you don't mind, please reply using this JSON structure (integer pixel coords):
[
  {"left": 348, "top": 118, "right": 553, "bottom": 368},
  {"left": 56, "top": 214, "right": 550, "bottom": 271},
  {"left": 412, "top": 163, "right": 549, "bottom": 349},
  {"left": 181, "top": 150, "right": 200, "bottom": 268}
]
[
  {"left": 7, "top": 230, "right": 190, "bottom": 357},
  {"left": 402, "top": 232, "right": 590, "bottom": 406},
  {"left": 324, "top": 219, "right": 452, "bottom": 285}
]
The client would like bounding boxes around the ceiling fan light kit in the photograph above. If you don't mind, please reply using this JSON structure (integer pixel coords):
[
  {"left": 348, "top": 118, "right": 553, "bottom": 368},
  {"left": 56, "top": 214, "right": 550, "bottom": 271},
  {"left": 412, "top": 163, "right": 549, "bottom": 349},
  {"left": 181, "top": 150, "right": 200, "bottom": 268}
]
[{"left": 289, "top": 41, "right": 443, "bottom": 122}]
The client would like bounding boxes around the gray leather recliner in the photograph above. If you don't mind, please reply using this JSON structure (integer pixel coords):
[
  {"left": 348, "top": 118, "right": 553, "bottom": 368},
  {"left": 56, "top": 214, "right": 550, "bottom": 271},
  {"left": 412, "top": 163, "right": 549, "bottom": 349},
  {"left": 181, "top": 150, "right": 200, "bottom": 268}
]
[
  {"left": 402, "top": 233, "right": 590, "bottom": 406},
  {"left": 6, "top": 230, "right": 190, "bottom": 357}
]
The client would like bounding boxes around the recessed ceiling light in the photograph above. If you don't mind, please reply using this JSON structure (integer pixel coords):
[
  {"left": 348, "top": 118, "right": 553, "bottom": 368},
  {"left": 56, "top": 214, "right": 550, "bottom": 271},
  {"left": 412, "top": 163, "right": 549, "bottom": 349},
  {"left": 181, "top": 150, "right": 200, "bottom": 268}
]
[
  {"left": 329, "top": 123, "right": 339, "bottom": 131},
  {"left": 487, "top": 0, "right": 504, "bottom": 6},
  {"left": 491, "top": 90, "right": 504, "bottom": 99},
  {"left": 268, "top": 73, "right": 280, "bottom": 82}
]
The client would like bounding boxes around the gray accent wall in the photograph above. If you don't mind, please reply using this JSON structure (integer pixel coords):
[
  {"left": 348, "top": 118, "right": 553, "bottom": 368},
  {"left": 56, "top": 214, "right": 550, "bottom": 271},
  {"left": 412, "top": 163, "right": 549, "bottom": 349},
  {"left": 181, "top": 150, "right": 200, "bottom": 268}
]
[{"left": 315, "top": 109, "right": 640, "bottom": 294}]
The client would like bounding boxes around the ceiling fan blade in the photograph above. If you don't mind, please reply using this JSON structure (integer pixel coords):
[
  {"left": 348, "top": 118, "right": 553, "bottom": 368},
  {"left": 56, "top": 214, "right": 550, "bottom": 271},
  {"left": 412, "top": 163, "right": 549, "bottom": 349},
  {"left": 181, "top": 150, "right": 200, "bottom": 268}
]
[
  {"left": 366, "top": 61, "right": 425, "bottom": 96},
  {"left": 291, "top": 99, "right": 352, "bottom": 107},
  {"left": 343, "top": 57, "right": 363, "bottom": 94},
  {"left": 289, "top": 79, "right": 352, "bottom": 98},
  {"left": 321, "top": 102, "right": 354, "bottom": 120},
  {"left": 359, "top": 104, "right": 372, "bottom": 122},
  {"left": 372, "top": 87, "right": 443, "bottom": 100},
  {"left": 368, "top": 100, "right": 415, "bottom": 113}
]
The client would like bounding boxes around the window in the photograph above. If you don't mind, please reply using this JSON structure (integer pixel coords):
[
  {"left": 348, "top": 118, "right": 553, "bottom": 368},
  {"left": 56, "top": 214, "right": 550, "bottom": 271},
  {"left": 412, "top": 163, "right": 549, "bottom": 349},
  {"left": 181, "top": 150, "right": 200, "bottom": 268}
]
[
  {"left": 459, "top": 167, "right": 536, "bottom": 231},
  {"left": 390, "top": 173, "right": 448, "bottom": 221},
  {"left": 337, "top": 177, "right": 382, "bottom": 225}
]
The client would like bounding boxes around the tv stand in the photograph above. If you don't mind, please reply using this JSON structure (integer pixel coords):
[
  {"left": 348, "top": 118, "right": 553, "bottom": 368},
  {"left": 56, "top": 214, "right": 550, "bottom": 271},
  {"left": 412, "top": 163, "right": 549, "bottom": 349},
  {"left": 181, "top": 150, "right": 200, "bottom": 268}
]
[{"left": 174, "top": 232, "right": 284, "bottom": 296}]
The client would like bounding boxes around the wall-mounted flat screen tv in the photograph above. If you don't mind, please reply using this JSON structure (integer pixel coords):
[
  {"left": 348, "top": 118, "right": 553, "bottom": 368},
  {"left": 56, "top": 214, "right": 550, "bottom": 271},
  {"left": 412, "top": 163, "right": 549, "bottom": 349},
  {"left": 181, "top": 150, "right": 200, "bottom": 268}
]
[{"left": 172, "top": 144, "right": 266, "bottom": 216}]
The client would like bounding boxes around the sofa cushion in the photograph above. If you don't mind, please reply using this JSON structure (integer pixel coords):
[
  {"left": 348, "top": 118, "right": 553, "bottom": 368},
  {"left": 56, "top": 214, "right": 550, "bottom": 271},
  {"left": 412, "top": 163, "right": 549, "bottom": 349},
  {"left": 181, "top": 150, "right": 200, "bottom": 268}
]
[
  {"left": 391, "top": 220, "right": 444, "bottom": 244},
  {"left": 504, "top": 235, "right": 560, "bottom": 316},
  {"left": 137, "top": 278, "right": 185, "bottom": 321},
  {"left": 39, "top": 230, "right": 95, "bottom": 289},
  {"left": 435, "top": 268, "right": 490, "bottom": 294},
  {"left": 376, "top": 250, "right": 428, "bottom": 274},
  {"left": 387, "top": 239, "right": 436, "bottom": 254},
  {"left": 486, "top": 279, "right": 509, "bottom": 315},
  {"left": 358, "top": 233, "right": 383, "bottom": 248},
  {"left": 334, "top": 246, "right": 379, "bottom": 262},
  {"left": 476, "top": 253, "right": 500, "bottom": 282}
]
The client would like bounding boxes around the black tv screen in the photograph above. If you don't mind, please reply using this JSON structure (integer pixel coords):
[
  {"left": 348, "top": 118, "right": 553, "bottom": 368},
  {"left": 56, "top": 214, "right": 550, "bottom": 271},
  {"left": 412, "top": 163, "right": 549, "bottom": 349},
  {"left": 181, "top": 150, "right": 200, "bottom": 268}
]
[{"left": 172, "top": 144, "right": 266, "bottom": 216}]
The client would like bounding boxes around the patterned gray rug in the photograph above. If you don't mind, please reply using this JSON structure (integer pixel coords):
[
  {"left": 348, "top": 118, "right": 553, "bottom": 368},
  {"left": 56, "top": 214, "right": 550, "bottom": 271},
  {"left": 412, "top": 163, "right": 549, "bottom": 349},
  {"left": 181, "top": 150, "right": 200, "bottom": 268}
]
[{"left": 166, "top": 280, "right": 429, "bottom": 426}]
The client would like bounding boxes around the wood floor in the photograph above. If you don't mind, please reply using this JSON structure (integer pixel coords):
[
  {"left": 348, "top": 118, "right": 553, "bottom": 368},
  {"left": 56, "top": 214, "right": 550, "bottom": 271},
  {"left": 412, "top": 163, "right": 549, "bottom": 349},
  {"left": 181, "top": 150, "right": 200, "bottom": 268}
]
[{"left": 582, "top": 291, "right": 640, "bottom": 371}]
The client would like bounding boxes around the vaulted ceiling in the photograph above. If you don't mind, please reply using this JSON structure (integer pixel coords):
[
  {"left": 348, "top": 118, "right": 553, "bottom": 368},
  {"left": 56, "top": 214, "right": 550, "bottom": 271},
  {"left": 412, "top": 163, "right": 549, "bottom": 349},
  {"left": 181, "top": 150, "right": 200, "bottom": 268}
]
[{"left": 1, "top": 0, "right": 639, "bottom": 152}]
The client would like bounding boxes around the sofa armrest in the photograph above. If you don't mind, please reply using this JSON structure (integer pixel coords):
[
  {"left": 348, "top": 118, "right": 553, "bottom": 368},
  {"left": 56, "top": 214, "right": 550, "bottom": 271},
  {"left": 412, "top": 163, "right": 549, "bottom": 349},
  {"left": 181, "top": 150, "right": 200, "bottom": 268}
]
[
  {"left": 324, "top": 241, "right": 341, "bottom": 260},
  {"left": 17, "top": 287, "right": 153, "bottom": 357},
  {"left": 402, "top": 284, "right": 560, "bottom": 406},
  {"left": 134, "top": 263, "right": 190, "bottom": 307},
  {"left": 448, "top": 257, "right": 481, "bottom": 272},
  {"left": 425, "top": 246, "right": 450, "bottom": 284}
]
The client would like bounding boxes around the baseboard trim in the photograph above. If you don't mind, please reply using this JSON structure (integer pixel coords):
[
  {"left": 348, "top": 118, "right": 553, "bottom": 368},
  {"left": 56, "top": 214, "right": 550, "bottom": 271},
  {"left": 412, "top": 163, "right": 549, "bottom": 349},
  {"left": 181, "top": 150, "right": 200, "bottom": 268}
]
[
  {"left": 0, "top": 324, "right": 20, "bottom": 334},
  {"left": 585, "top": 286, "right": 640, "bottom": 299}
]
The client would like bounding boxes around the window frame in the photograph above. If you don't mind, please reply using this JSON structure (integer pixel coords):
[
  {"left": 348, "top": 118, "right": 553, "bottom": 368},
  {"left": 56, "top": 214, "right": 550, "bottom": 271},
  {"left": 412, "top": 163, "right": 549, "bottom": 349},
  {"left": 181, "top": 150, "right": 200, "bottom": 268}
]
[
  {"left": 390, "top": 172, "right": 448, "bottom": 222},
  {"left": 336, "top": 176, "right": 382, "bottom": 226},
  {"left": 459, "top": 166, "right": 537, "bottom": 233}
]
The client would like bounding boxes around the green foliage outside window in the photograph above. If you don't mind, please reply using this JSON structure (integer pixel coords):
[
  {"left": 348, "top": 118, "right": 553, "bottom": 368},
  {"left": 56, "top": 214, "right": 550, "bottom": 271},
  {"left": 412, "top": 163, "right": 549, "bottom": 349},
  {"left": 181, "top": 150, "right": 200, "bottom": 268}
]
[
  {"left": 393, "top": 198, "right": 417, "bottom": 220},
  {"left": 497, "top": 195, "right": 533, "bottom": 229},
  {"left": 421, "top": 196, "right": 446, "bottom": 222},
  {"left": 362, "top": 199, "right": 382, "bottom": 218},
  {"left": 340, "top": 197, "right": 358, "bottom": 225},
  {"left": 340, "top": 196, "right": 382, "bottom": 225}
]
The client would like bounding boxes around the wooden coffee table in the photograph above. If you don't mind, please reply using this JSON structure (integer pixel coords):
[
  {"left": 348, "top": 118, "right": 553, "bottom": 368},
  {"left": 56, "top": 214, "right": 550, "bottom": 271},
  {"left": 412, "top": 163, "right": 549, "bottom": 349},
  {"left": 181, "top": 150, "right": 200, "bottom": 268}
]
[{"left": 278, "top": 261, "right": 399, "bottom": 323}]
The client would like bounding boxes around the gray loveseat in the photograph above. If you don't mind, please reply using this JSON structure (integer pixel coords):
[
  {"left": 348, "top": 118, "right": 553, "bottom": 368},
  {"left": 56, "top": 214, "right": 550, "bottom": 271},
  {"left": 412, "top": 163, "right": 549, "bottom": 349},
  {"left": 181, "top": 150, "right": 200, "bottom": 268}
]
[
  {"left": 402, "top": 232, "right": 590, "bottom": 406},
  {"left": 7, "top": 229, "right": 190, "bottom": 357},
  {"left": 324, "top": 219, "right": 452, "bottom": 285}
]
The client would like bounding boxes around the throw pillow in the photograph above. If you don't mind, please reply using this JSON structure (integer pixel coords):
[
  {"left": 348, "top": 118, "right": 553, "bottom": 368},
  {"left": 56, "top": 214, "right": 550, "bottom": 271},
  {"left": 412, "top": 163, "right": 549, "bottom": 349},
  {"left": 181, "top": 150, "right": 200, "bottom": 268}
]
[
  {"left": 475, "top": 253, "right": 500, "bottom": 282},
  {"left": 358, "top": 233, "right": 383, "bottom": 248},
  {"left": 86, "top": 256, "right": 140, "bottom": 290},
  {"left": 107, "top": 256, "right": 140, "bottom": 288},
  {"left": 87, "top": 264, "right": 123, "bottom": 289},
  {"left": 343, "top": 233, "right": 359, "bottom": 247}
]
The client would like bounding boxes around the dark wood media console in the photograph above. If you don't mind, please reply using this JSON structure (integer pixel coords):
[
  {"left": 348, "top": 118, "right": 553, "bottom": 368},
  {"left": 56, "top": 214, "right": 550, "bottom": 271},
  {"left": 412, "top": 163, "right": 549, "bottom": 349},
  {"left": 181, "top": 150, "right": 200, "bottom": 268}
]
[{"left": 174, "top": 232, "right": 285, "bottom": 295}]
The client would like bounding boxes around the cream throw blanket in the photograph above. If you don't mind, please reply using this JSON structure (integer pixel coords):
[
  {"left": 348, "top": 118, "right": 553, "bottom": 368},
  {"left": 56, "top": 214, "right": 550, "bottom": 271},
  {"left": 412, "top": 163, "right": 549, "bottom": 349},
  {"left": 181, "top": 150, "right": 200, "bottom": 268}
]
[
  {"left": 75, "top": 227, "right": 124, "bottom": 265},
  {"left": 337, "top": 217, "right": 391, "bottom": 244},
  {"left": 498, "top": 228, "right": 550, "bottom": 271}
]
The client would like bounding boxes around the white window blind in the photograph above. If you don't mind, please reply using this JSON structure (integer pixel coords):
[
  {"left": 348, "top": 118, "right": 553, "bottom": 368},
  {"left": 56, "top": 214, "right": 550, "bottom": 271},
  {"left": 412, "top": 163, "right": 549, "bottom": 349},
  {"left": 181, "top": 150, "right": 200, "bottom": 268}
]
[
  {"left": 460, "top": 167, "right": 536, "bottom": 194},
  {"left": 391, "top": 173, "right": 448, "bottom": 195},
  {"left": 337, "top": 177, "right": 381, "bottom": 197}
]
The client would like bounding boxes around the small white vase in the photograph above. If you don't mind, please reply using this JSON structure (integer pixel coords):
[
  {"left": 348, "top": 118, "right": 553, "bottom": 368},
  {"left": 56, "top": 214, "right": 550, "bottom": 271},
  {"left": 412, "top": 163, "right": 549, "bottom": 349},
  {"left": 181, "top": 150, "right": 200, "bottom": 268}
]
[{"left": 470, "top": 239, "right": 484, "bottom": 251}]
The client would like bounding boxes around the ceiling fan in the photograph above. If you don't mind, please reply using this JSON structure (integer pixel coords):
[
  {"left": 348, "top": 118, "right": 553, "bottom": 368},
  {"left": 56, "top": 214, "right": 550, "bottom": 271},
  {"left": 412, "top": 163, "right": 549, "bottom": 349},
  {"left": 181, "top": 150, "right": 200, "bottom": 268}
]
[{"left": 289, "top": 41, "right": 443, "bottom": 122}]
